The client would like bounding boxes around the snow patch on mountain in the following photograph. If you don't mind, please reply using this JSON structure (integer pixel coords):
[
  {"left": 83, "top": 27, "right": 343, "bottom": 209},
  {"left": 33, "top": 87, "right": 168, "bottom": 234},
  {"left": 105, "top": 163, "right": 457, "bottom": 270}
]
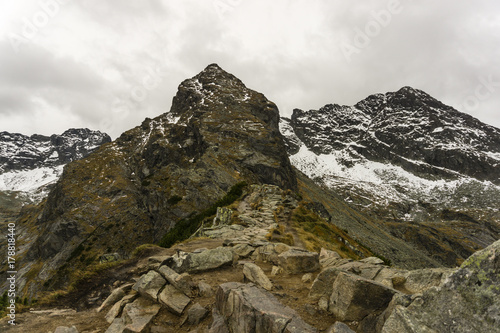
[{"left": 0, "top": 166, "right": 64, "bottom": 202}]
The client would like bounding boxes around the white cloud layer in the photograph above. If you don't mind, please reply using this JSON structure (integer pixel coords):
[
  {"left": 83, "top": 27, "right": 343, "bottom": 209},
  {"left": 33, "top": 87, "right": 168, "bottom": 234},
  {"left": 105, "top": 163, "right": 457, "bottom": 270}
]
[{"left": 1, "top": 0, "right": 499, "bottom": 138}]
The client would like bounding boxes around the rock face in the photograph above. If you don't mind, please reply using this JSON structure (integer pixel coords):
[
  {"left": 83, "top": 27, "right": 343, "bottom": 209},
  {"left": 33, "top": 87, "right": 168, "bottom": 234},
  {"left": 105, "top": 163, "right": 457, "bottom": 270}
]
[
  {"left": 382, "top": 239, "right": 500, "bottom": 333},
  {"left": 14, "top": 64, "right": 297, "bottom": 295},
  {"left": 281, "top": 87, "right": 500, "bottom": 268},
  {"left": 214, "top": 282, "right": 317, "bottom": 333}
]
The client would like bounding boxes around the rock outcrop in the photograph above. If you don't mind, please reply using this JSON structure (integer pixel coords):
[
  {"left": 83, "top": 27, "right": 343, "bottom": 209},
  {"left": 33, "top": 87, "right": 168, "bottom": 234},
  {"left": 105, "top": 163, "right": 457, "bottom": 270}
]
[{"left": 381, "top": 239, "right": 500, "bottom": 333}]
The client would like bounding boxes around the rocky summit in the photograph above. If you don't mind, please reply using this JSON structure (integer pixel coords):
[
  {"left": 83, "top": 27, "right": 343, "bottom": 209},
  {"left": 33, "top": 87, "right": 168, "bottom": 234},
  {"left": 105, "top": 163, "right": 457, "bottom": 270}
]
[
  {"left": 5, "top": 64, "right": 297, "bottom": 298},
  {"left": 0, "top": 65, "right": 499, "bottom": 333}
]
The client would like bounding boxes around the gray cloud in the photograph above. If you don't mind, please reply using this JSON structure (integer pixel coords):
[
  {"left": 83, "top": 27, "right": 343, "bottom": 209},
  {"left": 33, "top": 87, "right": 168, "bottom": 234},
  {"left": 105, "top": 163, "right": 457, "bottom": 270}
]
[{"left": 0, "top": 0, "right": 499, "bottom": 138}]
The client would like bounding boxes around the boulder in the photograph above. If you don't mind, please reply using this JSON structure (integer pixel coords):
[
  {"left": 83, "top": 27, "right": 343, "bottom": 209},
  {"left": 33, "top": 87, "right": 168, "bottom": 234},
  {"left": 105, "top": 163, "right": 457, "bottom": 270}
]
[
  {"left": 301, "top": 273, "right": 313, "bottom": 283},
  {"left": 335, "top": 261, "right": 383, "bottom": 280},
  {"left": 252, "top": 243, "right": 291, "bottom": 264},
  {"left": 158, "top": 284, "right": 191, "bottom": 316},
  {"left": 373, "top": 268, "right": 406, "bottom": 289},
  {"left": 213, "top": 207, "right": 233, "bottom": 227},
  {"left": 170, "top": 247, "right": 235, "bottom": 273},
  {"left": 132, "top": 270, "right": 166, "bottom": 301},
  {"left": 242, "top": 263, "right": 273, "bottom": 291},
  {"left": 118, "top": 297, "right": 161, "bottom": 333},
  {"left": 326, "top": 322, "right": 355, "bottom": 333},
  {"left": 54, "top": 327, "right": 79, "bottom": 333},
  {"left": 382, "top": 239, "right": 500, "bottom": 333},
  {"left": 105, "top": 318, "right": 125, "bottom": 333},
  {"left": 215, "top": 282, "right": 317, "bottom": 332},
  {"left": 209, "top": 308, "right": 230, "bottom": 333},
  {"left": 329, "top": 272, "right": 401, "bottom": 322},
  {"left": 158, "top": 265, "right": 195, "bottom": 296},
  {"left": 105, "top": 293, "right": 138, "bottom": 323},
  {"left": 319, "top": 248, "right": 341, "bottom": 261},
  {"left": 187, "top": 303, "right": 209, "bottom": 325},
  {"left": 97, "top": 288, "right": 125, "bottom": 313},
  {"left": 309, "top": 267, "right": 342, "bottom": 301},
  {"left": 402, "top": 267, "right": 453, "bottom": 294},
  {"left": 320, "top": 257, "right": 352, "bottom": 269},
  {"left": 100, "top": 252, "right": 122, "bottom": 264},
  {"left": 271, "top": 265, "right": 283, "bottom": 276},
  {"left": 359, "top": 257, "right": 385, "bottom": 265},
  {"left": 198, "top": 281, "right": 214, "bottom": 297},
  {"left": 232, "top": 243, "right": 255, "bottom": 258},
  {"left": 278, "top": 248, "right": 320, "bottom": 274}
]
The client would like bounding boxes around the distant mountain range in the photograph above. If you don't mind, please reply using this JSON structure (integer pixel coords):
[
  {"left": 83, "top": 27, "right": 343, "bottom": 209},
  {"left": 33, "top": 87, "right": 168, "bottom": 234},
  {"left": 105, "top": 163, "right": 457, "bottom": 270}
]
[
  {"left": 0, "top": 128, "right": 110, "bottom": 201},
  {"left": 281, "top": 86, "right": 500, "bottom": 266}
]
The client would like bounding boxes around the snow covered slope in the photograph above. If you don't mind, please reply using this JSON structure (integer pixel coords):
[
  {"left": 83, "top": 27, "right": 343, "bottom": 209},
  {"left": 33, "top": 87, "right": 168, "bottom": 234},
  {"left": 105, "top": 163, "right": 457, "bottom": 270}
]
[{"left": 281, "top": 87, "right": 500, "bottom": 266}]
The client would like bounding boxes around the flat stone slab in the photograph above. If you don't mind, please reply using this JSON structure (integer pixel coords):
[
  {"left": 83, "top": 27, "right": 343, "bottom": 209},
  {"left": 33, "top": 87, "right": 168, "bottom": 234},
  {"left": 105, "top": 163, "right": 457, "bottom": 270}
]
[
  {"left": 216, "top": 282, "right": 317, "bottom": 333},
  {"left": 158, "top": 284, "right": 191, "bottom": 316}
]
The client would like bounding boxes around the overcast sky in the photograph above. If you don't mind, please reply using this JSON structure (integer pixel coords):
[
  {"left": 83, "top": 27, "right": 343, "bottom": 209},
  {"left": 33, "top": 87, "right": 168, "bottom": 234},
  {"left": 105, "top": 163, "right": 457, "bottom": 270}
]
[{"left": 1, "top": 1, "right": 499, "bottom": 138}]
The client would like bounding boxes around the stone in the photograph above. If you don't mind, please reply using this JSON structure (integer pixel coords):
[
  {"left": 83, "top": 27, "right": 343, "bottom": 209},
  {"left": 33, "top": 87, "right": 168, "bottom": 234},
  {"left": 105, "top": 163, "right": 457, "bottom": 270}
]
[
  {"left": 215, "top": 282, "right": 317, "bottom": 333},
  {"left": 329, "top": 272, "right": 401, "bottom": 322},
  {"left": 232, "top": 243, "right": 255, "bottom": 258},
  {"left": 382, "top": 305, "right": 437, "bottom": 333},
  {"left": 320, "top": 257, "right": 352, "bottom": 269},
  {"left": 120, "top": 297, "right": 161, "bottom": 333},
  {"left": 171, "top": 247, "right": 235, "bottom": 273},
  {"left": 54, "top": 326, "right": 79, "bottom": 333},
  {"left": 382, "top": 240, "right": 500, "bottom": 333},
  {"left": 319, "top": 248, "right": 341, "bottom": 261},
  {"left": 132, "top": 270, "right": 166, "bottom": 301},
  {"left": 105, "top": 293, "right": 138, "bottom": 323},
  {"left": 326, "top": 322, "right": 355, "bottom": 333},
  {"left": 271, "top": 265, "right": 283, "bottom": 276},
  {"left": 158, "top": 284, "right": 191, "bottom": 316},
  {"left": 209, "top": 308, "right": 230, "bottom": 333},
  {"left": 158, "top": 265, "right": 196, "bottom": 296},
  {"left": 213, "top": 207, "right": 233, "bottom": 227},
  {"left": 242, "top": 262, "right": 273, "bottom": 291},
  {"left": 97, "top": 287, "right": 125, "bottom": 312},
  {"left": 318, "top": 297, "right": 329, "bottom": 312},
  {"left": 100, "top": 252, "right": 122, "bottom": 264},
  {"left": 278, "top": 248, "right": 320, "bottom": 274},
  {"left": 309, "top": 267, "right": 342, "bottom": 301},
  {"left": 105, "top": 318, "right": 125, "bottom": 333},
  {"left": 252, "top": 243, "right": 291, "bottom": 264},
  {"left": 335, "top": 261, "right": 383, "bottom": 280},
  {"left": 187, "top": 303, "right": 209, "bottom": 325},
  {"left": 360, "top": 256, "right": 385, "bottom": 265},
  {"left": 402, "top": 267, "right": 453, "bottom": 294},
  {"left": 148, "top": 256, "right": 172, "bottom": 265},
  {"left": 373, "top": 268, "right": 406, "bottom": 289},
  {"left": 198, "top": 281, "right": 214, "bottom": 297},
  {"left": 301, "top": 273, "right": 313, "bottom": 283}
]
